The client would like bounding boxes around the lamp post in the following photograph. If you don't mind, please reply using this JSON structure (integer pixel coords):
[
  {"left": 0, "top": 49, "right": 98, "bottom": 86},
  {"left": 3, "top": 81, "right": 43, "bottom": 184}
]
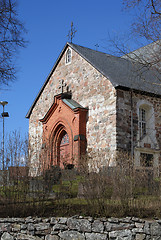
[{"left": 0, "top": 101, "right": 9, "bottom": 171}]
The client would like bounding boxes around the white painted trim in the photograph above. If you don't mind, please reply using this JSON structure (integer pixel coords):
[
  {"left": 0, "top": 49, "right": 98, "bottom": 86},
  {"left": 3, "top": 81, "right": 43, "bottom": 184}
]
[
  {"left": 136, "top": 99, "right": 158, "bottom": 149},
  {"left": 134, "top": 147, "right": 160, "bottom": 176},
  {"left": 65, "top": 47, "right": 72, "bottom": 65}
]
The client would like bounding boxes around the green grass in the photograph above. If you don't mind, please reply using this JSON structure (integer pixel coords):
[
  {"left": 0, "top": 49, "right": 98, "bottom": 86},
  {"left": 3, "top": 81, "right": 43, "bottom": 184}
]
[
  {"left": 0, "top": 173, "right": 161, "bottom": 218},
  {"left": 52, "top": 176, "right": 84, "bottom": 198}
]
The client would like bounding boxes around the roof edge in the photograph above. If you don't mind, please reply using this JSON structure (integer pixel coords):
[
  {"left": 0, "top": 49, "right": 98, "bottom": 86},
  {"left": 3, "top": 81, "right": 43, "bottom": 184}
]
[
  {"left": 26, "top": 42, "right": 71, "bottom": 119},
  {"left": 68, "top": 43, "right": 118, "bottom": 87},
  {"left": 116, "top": 86, "right": 161, "bottom": 98}
]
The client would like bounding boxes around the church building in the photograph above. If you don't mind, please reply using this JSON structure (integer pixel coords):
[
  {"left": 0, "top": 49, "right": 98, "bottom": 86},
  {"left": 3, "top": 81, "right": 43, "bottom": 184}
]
[{"left": 26, "top": 42, "right": 161, "bottom": 176}]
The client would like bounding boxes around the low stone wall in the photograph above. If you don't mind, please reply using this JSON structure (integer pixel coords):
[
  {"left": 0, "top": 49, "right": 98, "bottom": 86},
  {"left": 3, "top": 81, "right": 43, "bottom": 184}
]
[{"left": 0, "top": 216, "right": 161, "bottom": 240}]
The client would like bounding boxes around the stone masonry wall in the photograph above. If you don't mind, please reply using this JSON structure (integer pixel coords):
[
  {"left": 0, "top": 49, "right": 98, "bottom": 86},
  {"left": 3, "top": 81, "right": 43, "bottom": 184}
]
[
  {"left": 1, "top": 216, "right": 161, "bottom": 240},
  {"left": 116, "top": 89, "right": 161, "bottom": 150},
  {"left": 116, "top": 89, "right": 161, "bottom": 171},
  {"left": 29, "top": 46, "right": 117, "bottom": 175}
]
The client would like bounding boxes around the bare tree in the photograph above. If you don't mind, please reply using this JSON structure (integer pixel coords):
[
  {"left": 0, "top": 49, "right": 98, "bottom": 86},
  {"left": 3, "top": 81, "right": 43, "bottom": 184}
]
[
  {"left": 4, "top": 130, "right": 28, "bottom": 168},
  {"left": 0, "top": 0, "right": 27, "bottom": 87},
  {"left": 123, "top": 0, "right": 160, "bottom": 42},
  {"left": 107, "top": 0, "right": 161, "bottom": 73}
]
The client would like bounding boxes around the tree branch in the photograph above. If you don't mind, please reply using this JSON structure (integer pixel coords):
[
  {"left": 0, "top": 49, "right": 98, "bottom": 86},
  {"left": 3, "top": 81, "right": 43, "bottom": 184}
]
[{"left": 151, "top": 0, "right": 161, "bottom": 16}]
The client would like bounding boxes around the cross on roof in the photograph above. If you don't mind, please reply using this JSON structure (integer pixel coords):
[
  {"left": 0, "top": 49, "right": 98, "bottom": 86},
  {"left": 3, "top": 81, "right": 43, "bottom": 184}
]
[
  {"left": 59, "top": 79, "right": 67, "bottom": 93},
  {"left": 95, "top": 44, "right": 99, "bottom": 51},
  {"left": 67, "top": 22, "right": 77, "bottom": 43}
]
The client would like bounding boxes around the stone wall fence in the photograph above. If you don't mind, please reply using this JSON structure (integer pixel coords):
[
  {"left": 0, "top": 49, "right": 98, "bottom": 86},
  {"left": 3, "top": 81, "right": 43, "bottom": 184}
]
[{"left": 0, "top": 216, "right": 161, "bottom": 239}]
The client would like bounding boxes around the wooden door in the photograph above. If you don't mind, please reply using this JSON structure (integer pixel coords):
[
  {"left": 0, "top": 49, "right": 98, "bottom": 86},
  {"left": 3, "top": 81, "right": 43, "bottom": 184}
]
[{"left": 59, "top": 132, "right": 70, "bottom": 168}]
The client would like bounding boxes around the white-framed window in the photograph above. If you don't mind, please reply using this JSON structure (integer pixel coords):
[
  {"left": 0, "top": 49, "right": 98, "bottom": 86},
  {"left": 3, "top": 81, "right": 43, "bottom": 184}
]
[
  {"left": 65, "top": 48, "right": 72, "bottom": 64},
  {"left": 139, "top": 107, "right": 146, "bottom": 139},
  {"left": 134, "top": 147, "right": 160, "bottom": 175},
  {"left": 137, "top": 100, "right": 156, "bottom": 142},
  {"left": 135, "top": 99, "right": 159, "bottom": 175},
  {"left": 140, "top": 152, "right": 153, "bottom": 167}
]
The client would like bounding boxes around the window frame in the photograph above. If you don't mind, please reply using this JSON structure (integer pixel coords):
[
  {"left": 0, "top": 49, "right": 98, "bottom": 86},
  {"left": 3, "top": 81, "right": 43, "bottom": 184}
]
[
  {"left": 140, "top": 152, "right": 153, "bottom": 167},
  {"left": 65, "top": 48, "right": 72, "bottom": 65},
  {"left": 139, "top": 107, "right": 147, "bottom": 139}
]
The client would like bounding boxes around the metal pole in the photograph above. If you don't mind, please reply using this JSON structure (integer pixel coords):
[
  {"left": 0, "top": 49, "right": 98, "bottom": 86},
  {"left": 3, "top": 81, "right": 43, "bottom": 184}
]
[
  {"left": 0, "top": 101, "right": 8, "bottom": 172},
  {"left": 2, "top": 105, "right": 4, "bottom": 171},
  {"left": 130, "top": 90, "right": 134, "bottom": 159}
]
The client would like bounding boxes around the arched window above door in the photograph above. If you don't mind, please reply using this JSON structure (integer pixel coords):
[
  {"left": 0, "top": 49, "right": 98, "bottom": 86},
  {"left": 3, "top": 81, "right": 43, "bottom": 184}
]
[
  {"left": 60, "top": 132, "right": 69, "bottom": 145},
  {"left": 55, "top": 128, "right": 71, "bottom": 169}
]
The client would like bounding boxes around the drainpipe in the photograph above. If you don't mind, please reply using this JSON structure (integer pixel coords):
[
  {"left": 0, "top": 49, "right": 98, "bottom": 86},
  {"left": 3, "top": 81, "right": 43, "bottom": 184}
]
[{"left": 130, "top": 90, "right": 134, "bottom": 159}]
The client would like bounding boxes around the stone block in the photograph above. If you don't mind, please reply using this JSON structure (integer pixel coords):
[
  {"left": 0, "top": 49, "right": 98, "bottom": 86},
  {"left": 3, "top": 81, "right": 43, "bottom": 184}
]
[
  {"left": 50, "top": 218, "right": 58, "bottom": 225},
  {"left": 92, "top": 220, "right": 104, "bottom": 233},
  {"left": 45, "top": 235, "right": 59, "bottom": 240},
  {"left": 17, "top": 233, "right": 42, "bottom": 239},
  {"left": 109, "top": 229, "right": 133, "bottom": 239},
  {"left": 135, "top": 223, "right": 144, "bottom": 228},
  {"left": 52, "top": 223, "right": 68, "bottom": 231},
  {"left": 150, "top": 222, "right": 161, "bottom": 236},
  {"left": 0, "top": 223, "right": 11, "bottom": 232},
  {"left": 25, "top": 217, "right": 34, "bottom": 223},
  {"left": 35, "top": 223, "right": 50, "bottom": 231},
  {"left": 59, "top": 230, "right": 85, "bottom": 240},
  {"left": 1, "top": 232, "right": 14, "bottom": 240},
  {"left": 58, "top": 217, "right": 67, "bottom": 224},
  {"left": 136, "top": 233, "right": 146, "bottom": 240},
  {"left": 27, "top": 223, "right": 35, "bottom": 231},
  {"left": 85, "top": 232, "right": 107, "bottom": 240},
  {"left": 67, "top": 218, "right": 91, "bottom": 232},
  {"left": 12, "top": 223, "right": 21, "bottom": 232},
  {"left": 21, "top": 224, "right": 27, "bottom": 230},
  {"left": 143, "top": 221, "right": 150, "bottom": 235}
]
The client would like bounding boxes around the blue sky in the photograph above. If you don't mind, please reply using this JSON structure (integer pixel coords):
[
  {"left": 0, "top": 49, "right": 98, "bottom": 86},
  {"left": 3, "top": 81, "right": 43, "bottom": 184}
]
[{"left": 0, "top": 0, "right": 133, "bottom": 137}]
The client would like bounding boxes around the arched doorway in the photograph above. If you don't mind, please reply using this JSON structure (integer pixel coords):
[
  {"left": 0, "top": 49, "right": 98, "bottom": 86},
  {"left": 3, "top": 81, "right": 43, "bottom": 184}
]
[
  {"left": 57, "top": 130, "right": 71, "bottom": 168},
  {"left": 52, "top": 124, "right": 73, "bottom": 169},
  {"left": 40, "top": 93, "right": 88, "bottom": 171}
]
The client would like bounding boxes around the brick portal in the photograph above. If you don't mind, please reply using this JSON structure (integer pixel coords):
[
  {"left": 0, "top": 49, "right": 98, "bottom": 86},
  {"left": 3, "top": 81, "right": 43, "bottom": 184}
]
[{"left": 40, "top": 93, "right": 88, "bottom": 170}]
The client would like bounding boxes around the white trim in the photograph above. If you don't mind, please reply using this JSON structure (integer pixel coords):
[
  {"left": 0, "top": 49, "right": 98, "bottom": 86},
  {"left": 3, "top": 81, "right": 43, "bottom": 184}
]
[
  {"left": 134, "top": 147, "right": 160, "bottom": 176},
  {"left": 136, "top": 99, "right": 153, "bottom": 109},
  {"left": 65, "top": 48, "right": 72, "bottom": 65},
  {"left": 136, "top": 100, "right": 158, "bottom": 149}
]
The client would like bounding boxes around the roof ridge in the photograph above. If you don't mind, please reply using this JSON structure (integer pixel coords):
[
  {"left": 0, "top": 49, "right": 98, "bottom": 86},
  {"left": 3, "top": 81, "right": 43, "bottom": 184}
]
[
  {"left": 26, "top": 41, "right": 161, "bottom": 119},
  {"left": 68, "top": 42, "right": 114, "bottom": 57}
]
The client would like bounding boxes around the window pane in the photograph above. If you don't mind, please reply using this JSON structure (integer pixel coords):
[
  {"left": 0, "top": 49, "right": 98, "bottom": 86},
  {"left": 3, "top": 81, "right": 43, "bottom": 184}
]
[
  {"left": 142, "top": 109, "right": 146, "bottom": 121},
  {"left": 140, "top": 153, "right": 153, "bottom": 167},
  {"left": 60, "top": 133, "right": 69, "bottom": 145},
  {"left": 139, "top": 108, "right": 146, "bottom": 139},
  {"left": 66, "top": 49, "right": 71, "bottom": 63},
  {"left": 142, "top": 122, "right": 146, "bottom": 136}
]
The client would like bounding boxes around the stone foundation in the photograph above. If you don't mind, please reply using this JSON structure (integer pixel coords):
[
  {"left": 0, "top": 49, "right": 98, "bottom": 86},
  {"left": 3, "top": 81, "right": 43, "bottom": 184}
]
[{"left": 0, "top": 216, "right": 161, "bottom": 239}]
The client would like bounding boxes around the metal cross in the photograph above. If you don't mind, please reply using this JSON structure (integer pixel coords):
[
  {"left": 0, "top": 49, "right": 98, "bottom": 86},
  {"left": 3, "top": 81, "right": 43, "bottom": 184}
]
[
  {"left": 67, "top": 22, "right": 77, "bottom": 43},
  {"left": 95, "top": 44, "right": 99, "bottom": 51},
  {"left": 59, "top": 79, "right": 67, "bottom": 93}
]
